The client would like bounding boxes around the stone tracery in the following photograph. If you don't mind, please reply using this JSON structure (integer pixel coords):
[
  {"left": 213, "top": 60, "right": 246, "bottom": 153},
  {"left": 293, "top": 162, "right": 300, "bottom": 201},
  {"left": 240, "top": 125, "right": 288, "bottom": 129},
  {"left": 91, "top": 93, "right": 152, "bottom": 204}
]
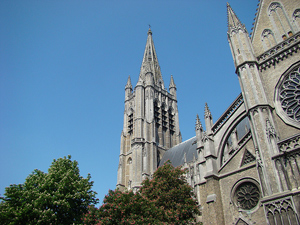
[
  {"left": 279, "top": 65, "right": 300, "bottom": 122},
  {"left": 235, "top": 182, "right": 260, "bottom": 210}
]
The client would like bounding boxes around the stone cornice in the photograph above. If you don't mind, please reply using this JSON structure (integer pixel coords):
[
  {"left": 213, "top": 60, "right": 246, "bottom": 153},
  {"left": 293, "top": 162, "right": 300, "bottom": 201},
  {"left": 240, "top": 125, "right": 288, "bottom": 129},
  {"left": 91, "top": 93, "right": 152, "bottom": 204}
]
[
  {"left": 257, "top": 32, "right": 300, "bottom": 71},
  {"left": 218, "top": 163, "right": 256, "bottom": 179},
  {"left": 131, "top": 138, "right": 145, "bottom": 144},
  {"left": 260, "top": 189, "right": 300, "bottom": 204},
  {"left": 235, "top": 61, "right": 258, "bottom": 74},
  {"left": 119, "top": 152, "right": 132, "bottom": 157},
  {"left": 248, "top": 104, "right": 274, "bottom": 114},
  {"left": 277, "top": 133, "right": 300, "bottom": 152}
]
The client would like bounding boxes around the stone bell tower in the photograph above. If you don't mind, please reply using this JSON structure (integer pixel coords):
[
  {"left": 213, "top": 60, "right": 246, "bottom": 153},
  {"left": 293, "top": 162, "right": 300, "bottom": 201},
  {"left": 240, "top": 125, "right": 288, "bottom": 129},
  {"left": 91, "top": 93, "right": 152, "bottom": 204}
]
[{"left": 117, "top": 28, "right": 182, "bottom": 191}]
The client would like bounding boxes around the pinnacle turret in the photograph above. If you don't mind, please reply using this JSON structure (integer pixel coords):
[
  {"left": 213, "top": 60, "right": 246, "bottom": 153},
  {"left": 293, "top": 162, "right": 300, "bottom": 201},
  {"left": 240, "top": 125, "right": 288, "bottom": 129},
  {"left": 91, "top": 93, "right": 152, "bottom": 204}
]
[
  {"left": 204, "top": 103, "right": 212, "bottom": 119},
  {"left": 227, "top": 2, "right": 255, "bottom": 68},
  {"left": 195, "top": 114, "right": 204, "bottom": 149},
  {"left": 169, "top": 75, "right": 177, "bottom": 98},
  {"left": 125, "top": 75, "right": 133, "bottom": 99},
  {"left": 125, "top": 75, "right": 132, "bottom": 90},
  {"left": 195, "top": 114, "right": 203, "bottom": 131},
  {"left": 204, "top": 103, "right": 213, "bottom": 134},
  {"left": 169, "top": 75, "right": 176, "bottom": 89},
  {"left": 227, "top": 3, "right": 246, "bottom": 33}
]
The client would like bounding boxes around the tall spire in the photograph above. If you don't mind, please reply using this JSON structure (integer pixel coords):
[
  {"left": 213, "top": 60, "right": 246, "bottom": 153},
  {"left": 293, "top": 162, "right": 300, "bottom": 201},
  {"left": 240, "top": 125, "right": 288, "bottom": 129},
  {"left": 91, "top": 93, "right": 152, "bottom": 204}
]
[
  {"left": 227, "top": 3, "right": 245, "bottom": 33},
  {"left": 139, "top": 28, "right": 164, "bottom": 87}
]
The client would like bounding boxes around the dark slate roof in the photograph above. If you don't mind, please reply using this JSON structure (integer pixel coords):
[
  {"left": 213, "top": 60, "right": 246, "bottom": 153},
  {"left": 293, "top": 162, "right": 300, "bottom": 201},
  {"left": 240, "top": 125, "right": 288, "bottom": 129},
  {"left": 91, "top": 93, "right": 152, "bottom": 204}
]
[{"left": 158, "top": 136, "right": 198, "bottom": 168}]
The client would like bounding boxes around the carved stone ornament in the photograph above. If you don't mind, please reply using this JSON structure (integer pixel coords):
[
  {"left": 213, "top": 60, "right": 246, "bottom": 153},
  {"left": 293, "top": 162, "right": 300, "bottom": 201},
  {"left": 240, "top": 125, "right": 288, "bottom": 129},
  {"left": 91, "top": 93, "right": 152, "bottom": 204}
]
[
  {"left": 264, "top": 198, "right": 298, "bottom": 225},
  {"left": 266, "top": 118, "right": 277, "bottom": 140},
  {"left": 279, "top": 66, "right": 300, "bottom": 121},
  {"left": 268, "top": 2, "right": 282, "bottom": 14},
  {"left": 255, "top": 147, "right": 263, "bottom": 167},
  {"left": 293, "top": 9, "right": 300, "bottom": 20},
  {"left": 261, "top": 29, "right": 273, "bottom": 39},
  {"left": 232, "top": 179, "right": 261, "bottom": 212},
  {"left": 275, "top": 63, "right": 300, "bottom": 127},
  {"left": 235, "top": 182, "right": 260, "bottom": 210},
  {"left": 241, "top": 149, "right": 256, "bottom": 166}
]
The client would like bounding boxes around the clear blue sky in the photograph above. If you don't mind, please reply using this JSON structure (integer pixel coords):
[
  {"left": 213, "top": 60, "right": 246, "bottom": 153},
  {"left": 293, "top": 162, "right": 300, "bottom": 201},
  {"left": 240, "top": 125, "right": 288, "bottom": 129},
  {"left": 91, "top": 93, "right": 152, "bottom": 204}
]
[{"left": 0, "top": 1, "right": 258, "bottom": 204}]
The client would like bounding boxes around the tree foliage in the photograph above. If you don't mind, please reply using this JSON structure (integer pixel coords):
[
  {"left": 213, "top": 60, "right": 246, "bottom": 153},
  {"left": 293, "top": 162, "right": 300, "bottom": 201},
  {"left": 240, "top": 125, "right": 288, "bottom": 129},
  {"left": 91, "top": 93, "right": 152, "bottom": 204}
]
[
  {"left": 0, "top": 155, "right": 98, "bottom": 225},
  {"left": 140, "top": 161, "right": 200, "bottom": 224},
  {"left": 88, "top": 189, "right": 159, "bottom": 224},
  {"left": 83, "top": 161, "right": 200, "bottom": 224}
]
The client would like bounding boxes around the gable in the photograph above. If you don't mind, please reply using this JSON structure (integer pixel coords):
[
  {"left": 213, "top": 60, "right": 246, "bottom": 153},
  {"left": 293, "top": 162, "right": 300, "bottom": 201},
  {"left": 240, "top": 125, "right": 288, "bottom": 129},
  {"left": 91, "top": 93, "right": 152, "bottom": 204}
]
[
  {"left": 219, "top": 138, "right": 256, "bottom": 175},
  {"left": 251, "top": 0, "right": 300, "bottom": 56}
]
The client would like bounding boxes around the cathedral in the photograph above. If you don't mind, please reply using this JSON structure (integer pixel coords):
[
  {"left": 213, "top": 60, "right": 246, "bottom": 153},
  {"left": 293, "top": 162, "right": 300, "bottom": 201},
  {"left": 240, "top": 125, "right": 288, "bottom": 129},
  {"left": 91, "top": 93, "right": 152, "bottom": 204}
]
[{"left": 117, "top": 0, "right": 300, "bottom": 224}]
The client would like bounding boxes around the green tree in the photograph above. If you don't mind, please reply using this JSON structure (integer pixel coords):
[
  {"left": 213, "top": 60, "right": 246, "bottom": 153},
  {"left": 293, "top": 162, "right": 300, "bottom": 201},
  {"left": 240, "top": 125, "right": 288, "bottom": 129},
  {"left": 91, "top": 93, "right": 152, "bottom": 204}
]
[
  {"left": 0, "top": 155, "right": 98, "bottom": 225},
  {"left": 94, "top": 189, "right": 159, "bottom": 225},
  {"left": 140, "top": 161, "right": 200, "bottom": 224},
  {"left": 83, "top": 160, "right": 200, "bottom": 225}
]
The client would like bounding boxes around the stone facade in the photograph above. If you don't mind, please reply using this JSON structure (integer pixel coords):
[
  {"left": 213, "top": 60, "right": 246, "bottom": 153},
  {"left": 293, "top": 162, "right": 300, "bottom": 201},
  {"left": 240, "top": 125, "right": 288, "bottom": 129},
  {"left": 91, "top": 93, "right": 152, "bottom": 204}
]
[{"left": 117, "top": 0, "right": 300, "bottom": 224}]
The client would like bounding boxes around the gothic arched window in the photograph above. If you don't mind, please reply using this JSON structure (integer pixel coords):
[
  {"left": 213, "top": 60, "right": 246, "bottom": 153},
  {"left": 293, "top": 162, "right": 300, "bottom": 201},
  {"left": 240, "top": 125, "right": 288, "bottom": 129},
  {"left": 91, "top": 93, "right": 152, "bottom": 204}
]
[
  {"left": 265, "top": 199, "right": 298, "bottom": 225},
  {"left": 221, "top": 117, "right": 251, "bottom": 165},
  {"left": 127, "top": 110, "right": 134, "bottom": 135},
  {"left": 261, "top": 29, "right": 277, "bottom": 50},
  {"left": 268, "top": 2, "right": 294, "bottom": 41}
]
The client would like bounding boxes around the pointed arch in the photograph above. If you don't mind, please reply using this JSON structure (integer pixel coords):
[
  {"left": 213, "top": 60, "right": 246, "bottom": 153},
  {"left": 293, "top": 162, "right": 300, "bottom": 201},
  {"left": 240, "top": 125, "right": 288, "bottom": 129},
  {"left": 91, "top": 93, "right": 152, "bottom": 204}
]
[
  {"left": 125, "top": 157, "right": 133, "bottom": 190},
  {"left": 268, "top": 2, "right": 282, "bottom": 15},
  {"left": 267, "top": 211, "right": 275, "bottom": 225},
  {"left": 220, "top": 116, "right": 251, "bottom": 166},
  {"left": 127, "top": 107, "right": 134, "bottom": 135},
  {"left": 264, "top": 198, "right": 300, "bottom": 225},
  {"left": 268, "top": 2, "right": 294, "bottom": 41},
  {"left": 292, "top": 9, "right": 300, "bottom": 31},
  {"left": 261, "top": 29, "right": 277, "bottom": 50}
]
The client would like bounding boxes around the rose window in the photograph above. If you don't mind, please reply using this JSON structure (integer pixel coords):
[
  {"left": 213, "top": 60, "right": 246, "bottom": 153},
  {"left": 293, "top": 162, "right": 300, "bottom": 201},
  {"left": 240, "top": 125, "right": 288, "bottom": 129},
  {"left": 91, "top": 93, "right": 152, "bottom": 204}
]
[
  {"left": 279, "top": 65, "right": 300, "bottom": 122},
  {"left": 235, "top": 182, "right": 260, "bottom": 210}
]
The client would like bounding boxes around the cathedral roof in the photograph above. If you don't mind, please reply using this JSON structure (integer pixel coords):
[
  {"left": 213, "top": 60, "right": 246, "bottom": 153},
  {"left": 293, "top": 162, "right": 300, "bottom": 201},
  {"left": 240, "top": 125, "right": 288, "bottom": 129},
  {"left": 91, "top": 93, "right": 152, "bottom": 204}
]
[
  {"left": 139, "top": 28, "right": 164, "bottom": 87},
  {"left": 158, "top": 136, "right": 198, "bottom": 168}
]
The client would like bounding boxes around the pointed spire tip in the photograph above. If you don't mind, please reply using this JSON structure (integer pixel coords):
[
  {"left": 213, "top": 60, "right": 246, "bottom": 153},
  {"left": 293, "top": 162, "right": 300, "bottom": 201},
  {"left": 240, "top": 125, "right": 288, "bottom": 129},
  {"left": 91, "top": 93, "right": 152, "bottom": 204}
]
[
  {"left": 148, "top": 25, "right": 152, "bottom": 35},
  {"left": 125, "top": 75, "right": 132, "bottom": 89},
  {"left": 169, "top": 75, "right": 176, "bottom": 89}
]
